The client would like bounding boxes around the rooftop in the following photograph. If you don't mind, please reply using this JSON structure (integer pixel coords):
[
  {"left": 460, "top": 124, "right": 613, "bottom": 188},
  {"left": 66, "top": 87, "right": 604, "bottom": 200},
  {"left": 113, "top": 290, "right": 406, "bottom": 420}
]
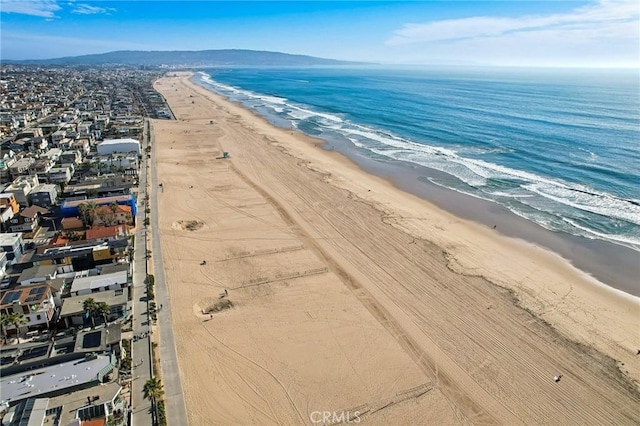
[
  {"left": 61, "top": 194, "right": 133, "bottom": 209},
  {"left": 17, "top": 264, "right": 57, "bottom": 284},
  {"left": 0, "top": 354, "right": 113, "bottom": 406},
  {"left": 99, "top": 138, "right": 139, "bottom": 145},
  {"left": 85, "top": 226, "right": 127, "bottom": 241},
  {"left": 71, "top": 270, "right": 128, "bottom": 294},
  {"left": 19, "top": 205, "right": 49, "bottom": 218},
  {"left": 47, "top": 382, "right": 121, "bottom": 426},
  {"left": 73, "top": 324, "right": 121, "bottom": 353},
  {"left": 30, "top": 183, "right": 58, "bottom": 192},
  {"left": 0, "top": 233, "right": 21, "bottom": 246},
  {"left": 0, "top": 284, "right": 50, "bottom": 309},
  {"left": 60, "top": 288, "right": 129, "bottom": 317}
]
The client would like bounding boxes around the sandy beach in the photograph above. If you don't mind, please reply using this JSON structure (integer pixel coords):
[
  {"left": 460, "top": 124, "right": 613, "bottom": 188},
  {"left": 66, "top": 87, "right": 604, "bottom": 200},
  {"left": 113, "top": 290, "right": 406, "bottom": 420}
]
[{"left": 152, "top": 72, "right": 639, "bottom": 425}]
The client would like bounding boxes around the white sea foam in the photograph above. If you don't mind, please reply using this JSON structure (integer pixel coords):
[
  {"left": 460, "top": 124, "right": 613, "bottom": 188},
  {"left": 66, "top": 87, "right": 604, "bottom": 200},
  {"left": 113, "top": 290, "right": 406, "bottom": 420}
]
[
  {"left": 561, "top": 217, "right": 640, "bottom": 249},
  {"left": 288, "top": 105, "right": 343, "bottom": 123},
  {"left": 488, "top": 191, "right": 534, "bottom": 198},
  {"left": 196, "top": 73, "right": 639, "bottom": 249},
  {"left": 524, "top": 182, "right": 640, "bottom": 225},
  {"left": 258, "top": 95, "right": 287, "bottom": 104}
]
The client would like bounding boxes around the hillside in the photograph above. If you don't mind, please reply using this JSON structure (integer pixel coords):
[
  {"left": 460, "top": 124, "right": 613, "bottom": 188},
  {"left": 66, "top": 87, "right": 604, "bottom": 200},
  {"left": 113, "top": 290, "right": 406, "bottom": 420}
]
[{"left": 5, "top": 49, "right": 363, "bottom": 67}]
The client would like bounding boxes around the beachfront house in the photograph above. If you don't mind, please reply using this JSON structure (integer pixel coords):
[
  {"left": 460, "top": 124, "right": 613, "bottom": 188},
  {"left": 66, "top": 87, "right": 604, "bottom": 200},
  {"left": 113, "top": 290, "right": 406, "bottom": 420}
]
[
  {"left": 0, "top": 283, "right": 56, "bottom": 334},
  {"left": 59, "top": 287, "right": 130, "bottom": 327},
  {"left": 69, "top": 270, "right": 128, "bottom": 297}
]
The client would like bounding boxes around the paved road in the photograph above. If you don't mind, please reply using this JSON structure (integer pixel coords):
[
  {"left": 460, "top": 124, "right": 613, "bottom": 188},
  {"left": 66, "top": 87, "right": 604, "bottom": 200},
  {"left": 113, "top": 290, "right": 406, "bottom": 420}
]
[
  {"left": 131, "top": 124, "right": 153, "bottom": 426},
  {"left": 149, "top": 119, "right": 189, "bottom": 426}
]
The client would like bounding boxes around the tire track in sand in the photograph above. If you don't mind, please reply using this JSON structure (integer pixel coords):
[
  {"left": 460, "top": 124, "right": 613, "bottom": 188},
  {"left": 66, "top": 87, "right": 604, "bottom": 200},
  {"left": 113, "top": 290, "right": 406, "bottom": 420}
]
[{"left": 228, "top": 162, "right": 515, "bottom": 425}]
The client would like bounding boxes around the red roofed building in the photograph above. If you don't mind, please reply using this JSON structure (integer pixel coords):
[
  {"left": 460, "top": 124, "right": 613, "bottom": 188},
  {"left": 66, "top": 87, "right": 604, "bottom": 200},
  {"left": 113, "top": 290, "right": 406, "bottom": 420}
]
[
  {"left": 61, "top": 216, "right": 85, "bottom": 231},
  {"left": 85, "top": 225, "right": 129, "bottom": 241},
  {"left": 92, "top": 204, "right": 133, "bottom": 227}
]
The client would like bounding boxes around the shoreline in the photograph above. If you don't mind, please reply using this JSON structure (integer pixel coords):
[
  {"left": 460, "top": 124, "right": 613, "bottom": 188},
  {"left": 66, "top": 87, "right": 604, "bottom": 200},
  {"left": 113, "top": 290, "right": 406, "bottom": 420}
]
[
  {"left": 192, "top": 74, "right": 639, "bottom": 297},
  {"left": 325, "top": 142, "right": 640, "bottom": 296},
  {"left": 153, "top": 72, "right": 640, "bottom": 424}
]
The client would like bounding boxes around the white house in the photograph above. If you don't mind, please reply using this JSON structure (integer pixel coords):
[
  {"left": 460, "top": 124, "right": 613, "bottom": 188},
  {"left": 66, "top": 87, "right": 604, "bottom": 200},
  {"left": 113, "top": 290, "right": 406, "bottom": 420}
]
[
  {"left": 18, "top": 264, "right": 58, "bottom": 286},
  {"left": 48, "top": 165, "right": 73, "bottom": 184},
  {"left": 42, "top": 148, "right": 62, "bottom": 163},
  {"left": 97, "top": 138, "right": 140, "bottom": 156},
  {"left": 70, "top": 270, "right": 128, "bottom": 296},
  {"left": 4, "top": 174, "right": 40, "bottom": 207}
]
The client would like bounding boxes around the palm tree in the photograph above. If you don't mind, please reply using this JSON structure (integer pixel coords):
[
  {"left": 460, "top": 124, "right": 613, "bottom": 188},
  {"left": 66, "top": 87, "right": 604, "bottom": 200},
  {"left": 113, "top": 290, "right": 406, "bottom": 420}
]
[
  {"left": 108, "top": 202, "right": 119, "bottom": 226},
  {"left": 96, "top": 302, "right": 110, "bottom": 324},
  {"left": 3, "top": 312, "right": 28, "bottom": 340},
  {"left": 143, "top": 377, "right": 164, "bottom": 402},
  {"left": 143, "top": 377, "right": 164, "bottom": 425},
  {"left": 79, "top": 201, "right": 98, "bottom": 227},
  {"left": 77, "top": 203, "right": 87, "bottom": 225},
  {"left": 83, "top": 298, "right": 98, "bottom": 327},
  {"left": 0, "top": 314, "right": 11, "bottom": 342}
]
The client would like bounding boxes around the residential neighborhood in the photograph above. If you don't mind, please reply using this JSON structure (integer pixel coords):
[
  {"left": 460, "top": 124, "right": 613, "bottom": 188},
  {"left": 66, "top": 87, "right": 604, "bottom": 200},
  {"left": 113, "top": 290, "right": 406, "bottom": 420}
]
[{"left": 0, "top": 65, "right": 173, "bottom": 426}]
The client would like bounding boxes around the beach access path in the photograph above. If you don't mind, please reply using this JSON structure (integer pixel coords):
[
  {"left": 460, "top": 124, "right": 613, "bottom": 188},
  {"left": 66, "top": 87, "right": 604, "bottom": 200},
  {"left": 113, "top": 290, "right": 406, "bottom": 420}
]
[
  {"left": 131, "top": 130, "right": 152, "bottom": 426},
  {"left": 149, "top": 119, "right": 189, "bottom": 426}
]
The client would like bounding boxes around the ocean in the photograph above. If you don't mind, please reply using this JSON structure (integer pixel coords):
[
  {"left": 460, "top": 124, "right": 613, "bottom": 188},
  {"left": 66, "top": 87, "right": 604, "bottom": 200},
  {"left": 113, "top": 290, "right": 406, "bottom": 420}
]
[{"left": 194, "top": 67, "right": 640, "bottom": 253}]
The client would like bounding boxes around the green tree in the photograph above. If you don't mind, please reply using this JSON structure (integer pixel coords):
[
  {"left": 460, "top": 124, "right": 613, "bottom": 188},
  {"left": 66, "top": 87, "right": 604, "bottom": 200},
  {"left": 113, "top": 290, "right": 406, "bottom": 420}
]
[
  {"left": 143, "top": 377, "right": 164, "bottom": 425},
  {"left": 96, "top": 302, "right": 111, "bottom": 324},
  {"left": 78, "top": 201, "right": 98, "bottom": 227},
  {"left": 2, "top": 312, "right": 28, "bottom": 339},
  {"left": 83, "top": 298, "right": 98, "bottom": 327},
  {"left": 143, "top": 377, "right": 164, "bottom": 403},
  {"left": 0, "top": 314, "right": 11, "bottom": 342}
]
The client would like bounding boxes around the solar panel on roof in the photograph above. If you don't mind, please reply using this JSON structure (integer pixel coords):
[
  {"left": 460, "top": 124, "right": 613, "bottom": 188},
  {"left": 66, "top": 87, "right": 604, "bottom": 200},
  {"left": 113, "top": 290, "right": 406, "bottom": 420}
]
[
  {"left": 24, "top": 296, "right": 39, "bottom": 303},
  {"left": 0, "top": 293, "right": 11, "bottom": 305},
  {"left": 1, "top": 291, "right": 22, "bottom": 305}
]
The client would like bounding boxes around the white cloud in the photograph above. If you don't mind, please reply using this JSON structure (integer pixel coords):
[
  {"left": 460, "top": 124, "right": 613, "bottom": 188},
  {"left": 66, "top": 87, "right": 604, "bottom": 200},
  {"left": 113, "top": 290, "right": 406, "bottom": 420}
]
[
  {"left": 71, "top": 3, "right": 115, "bottom": 15},
  {"left": 0, "top": 0, "right": 61, "bottom": 18},
  {"left": 385, "top": 0, "right": 640, "bottom": 67},
  {"left": 388, "top": 0, "right": 639, "bottom": 45}
]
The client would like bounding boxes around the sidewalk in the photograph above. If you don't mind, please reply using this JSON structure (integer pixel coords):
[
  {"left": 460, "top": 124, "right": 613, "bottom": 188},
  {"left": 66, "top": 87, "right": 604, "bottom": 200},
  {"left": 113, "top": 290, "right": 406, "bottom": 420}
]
[
  {"left": 131, "top": 126, "right": 154, "bottom": 426},
  {"left": 148, "top": 119, "right": 189, "bottom": 426}
]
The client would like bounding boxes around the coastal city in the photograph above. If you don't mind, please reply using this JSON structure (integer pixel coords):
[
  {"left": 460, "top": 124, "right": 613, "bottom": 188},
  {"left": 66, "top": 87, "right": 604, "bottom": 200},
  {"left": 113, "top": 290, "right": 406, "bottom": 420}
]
[
  {"left": 1, "top": 2, "right": 639, "bottom": 422},
  {"left": 0, "top": 64, "right": 174, "bottom": 426}
]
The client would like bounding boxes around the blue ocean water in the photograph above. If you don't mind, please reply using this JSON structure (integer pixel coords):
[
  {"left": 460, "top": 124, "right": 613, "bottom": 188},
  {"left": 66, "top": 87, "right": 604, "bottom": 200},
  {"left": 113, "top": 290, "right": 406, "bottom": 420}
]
[{"left": 195, "top": 67, "right": 640, "bottom": 251}]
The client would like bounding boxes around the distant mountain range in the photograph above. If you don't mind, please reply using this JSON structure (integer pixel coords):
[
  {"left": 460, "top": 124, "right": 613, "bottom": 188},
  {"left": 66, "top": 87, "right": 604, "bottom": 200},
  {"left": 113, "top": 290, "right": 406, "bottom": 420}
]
[{"left": 5, "top": 49, "right": 364, "bottom": 67}]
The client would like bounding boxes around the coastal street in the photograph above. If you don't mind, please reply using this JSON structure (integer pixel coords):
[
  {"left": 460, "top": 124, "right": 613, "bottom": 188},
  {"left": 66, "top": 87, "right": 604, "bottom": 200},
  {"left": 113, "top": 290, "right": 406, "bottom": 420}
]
[
  {"left": 149, "top": 119, "right": 189, "bottom": 426},
  {"left": 131, "top": 127, "right": 152, "bottom": 426}
]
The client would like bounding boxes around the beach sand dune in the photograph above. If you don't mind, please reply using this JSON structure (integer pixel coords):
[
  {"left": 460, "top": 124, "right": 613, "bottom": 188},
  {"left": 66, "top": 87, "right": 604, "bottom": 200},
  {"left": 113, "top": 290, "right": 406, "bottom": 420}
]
[{"left": 153, "top": 73, "right": 639, "bottom": 425}]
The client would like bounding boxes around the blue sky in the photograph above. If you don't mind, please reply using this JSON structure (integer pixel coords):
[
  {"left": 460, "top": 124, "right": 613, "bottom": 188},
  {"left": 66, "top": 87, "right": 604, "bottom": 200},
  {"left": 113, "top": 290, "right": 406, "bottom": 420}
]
[{"left": 1, "top": 1, "right": 638, "bottom": 67}]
